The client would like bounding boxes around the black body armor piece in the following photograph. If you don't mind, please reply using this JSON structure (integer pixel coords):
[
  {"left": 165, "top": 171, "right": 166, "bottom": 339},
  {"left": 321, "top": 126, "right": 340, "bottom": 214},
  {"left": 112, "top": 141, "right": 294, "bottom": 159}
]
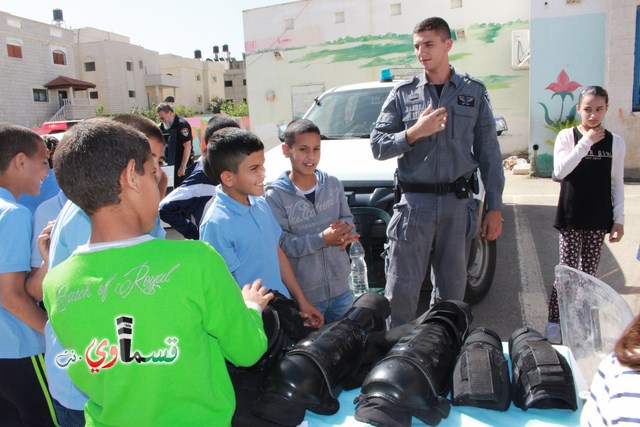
[
  {"left": 451, "top": 327, "right": 511, "bottom": 411},
  {"left": 354, "top": 300, "right": 473, "bottom": 427},
  {"left": 251, "top": 292, "right": 391, "bottom": 426},
  {"left": 508, "top": 327, "right": 577, "bottom": 411}
]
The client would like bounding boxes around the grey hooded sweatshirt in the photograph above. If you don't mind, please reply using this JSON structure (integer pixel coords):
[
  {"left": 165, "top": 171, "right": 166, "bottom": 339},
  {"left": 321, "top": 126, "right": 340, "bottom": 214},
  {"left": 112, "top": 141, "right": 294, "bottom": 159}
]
[{"left": 265, "top": 170, "right": 352, "bottom": 304}]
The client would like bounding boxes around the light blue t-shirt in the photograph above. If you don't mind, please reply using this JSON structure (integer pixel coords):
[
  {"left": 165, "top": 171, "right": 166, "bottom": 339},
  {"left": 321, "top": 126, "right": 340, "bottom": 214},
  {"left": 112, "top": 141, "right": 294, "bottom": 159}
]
[
  {"left": 199, "top": 188, "right": 289, "bottom": 297},
  {"left": 45, "top": 199, "right": 166, "bottom": 409},
  {"left": 18, "top": 170, "right": 60, "bottom": 215},
  {"left": 31, "top": 190, "right": 67, "bottom": 268},
  {"left": 0, "top": 187, "right": 45, "bottom": 358}
]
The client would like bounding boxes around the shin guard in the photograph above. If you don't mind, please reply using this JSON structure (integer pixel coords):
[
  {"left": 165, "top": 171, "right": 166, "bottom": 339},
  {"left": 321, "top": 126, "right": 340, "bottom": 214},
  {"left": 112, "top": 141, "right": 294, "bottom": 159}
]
[{"left": 252, "top": 292, "right": 390, "bottom": 426}]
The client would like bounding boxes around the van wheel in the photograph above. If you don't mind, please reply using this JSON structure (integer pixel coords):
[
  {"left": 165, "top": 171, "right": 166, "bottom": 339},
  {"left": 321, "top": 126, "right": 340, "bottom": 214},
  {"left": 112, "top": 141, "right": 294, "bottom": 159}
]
[{"left": 464, "top": 235, "right": 497, "bottom": 304}]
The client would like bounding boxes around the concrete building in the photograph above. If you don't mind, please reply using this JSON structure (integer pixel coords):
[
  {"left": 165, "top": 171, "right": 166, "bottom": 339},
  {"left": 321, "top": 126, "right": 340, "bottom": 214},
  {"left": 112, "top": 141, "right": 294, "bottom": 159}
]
[
  {"left": 158, "top": 54, "right": 226, "bottom": 113},
  {"left": 223, "top": 59, "right": 248, "bottom": 104},
  {"left": 0, "top": 10, "right": 244, "bottom": 127},
  {"left": 0, "top": 11, "right": 79, "bottom": 127}
]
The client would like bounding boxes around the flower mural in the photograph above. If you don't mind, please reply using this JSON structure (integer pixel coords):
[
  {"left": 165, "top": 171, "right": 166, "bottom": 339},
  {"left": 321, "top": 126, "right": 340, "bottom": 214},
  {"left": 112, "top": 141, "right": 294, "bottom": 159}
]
[{"left": 538, "top": 70, "right": 582, "bottom": 143}]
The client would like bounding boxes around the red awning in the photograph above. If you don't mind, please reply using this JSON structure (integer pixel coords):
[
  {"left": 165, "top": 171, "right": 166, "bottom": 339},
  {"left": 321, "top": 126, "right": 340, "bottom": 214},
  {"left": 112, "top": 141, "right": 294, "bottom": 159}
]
[{"left": 44, "top": 76, "right": 96, "bottom": 90}]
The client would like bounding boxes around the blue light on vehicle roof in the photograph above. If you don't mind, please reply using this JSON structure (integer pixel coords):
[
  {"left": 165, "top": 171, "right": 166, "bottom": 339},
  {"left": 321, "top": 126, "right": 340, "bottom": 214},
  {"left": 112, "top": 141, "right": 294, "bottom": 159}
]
[{"left": 380, "top": 68, "right": 392, "bottom": 82}]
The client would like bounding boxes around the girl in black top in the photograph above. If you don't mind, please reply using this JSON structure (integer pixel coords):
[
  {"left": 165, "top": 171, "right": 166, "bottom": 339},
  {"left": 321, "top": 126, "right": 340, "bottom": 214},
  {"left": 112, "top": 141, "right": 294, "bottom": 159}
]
[{"left": 547, "top": 86, "right": 626, "bottom": 344}]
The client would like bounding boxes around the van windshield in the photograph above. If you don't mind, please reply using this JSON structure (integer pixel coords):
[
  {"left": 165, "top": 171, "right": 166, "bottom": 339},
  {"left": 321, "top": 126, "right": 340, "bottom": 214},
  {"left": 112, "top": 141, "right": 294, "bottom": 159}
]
[{"left": 306, "top": 87, "right": 393, "bottom": 139}]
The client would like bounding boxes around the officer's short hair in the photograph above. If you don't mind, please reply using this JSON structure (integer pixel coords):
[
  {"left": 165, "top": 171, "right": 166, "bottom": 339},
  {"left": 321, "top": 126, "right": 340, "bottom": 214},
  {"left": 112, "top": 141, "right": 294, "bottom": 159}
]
[
  {"left": 155, "top": 102, "right": 174, "bottom": 114},
  {"left": 413, "top": 17, "right": 451, "bottom": 41}
]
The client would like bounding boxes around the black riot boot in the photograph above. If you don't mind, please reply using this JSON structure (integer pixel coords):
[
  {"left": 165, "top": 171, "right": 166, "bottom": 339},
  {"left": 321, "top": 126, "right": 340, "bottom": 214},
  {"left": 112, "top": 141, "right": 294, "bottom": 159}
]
[
  {"left": 251, "top": 292, "right": 391, "bottom": 426},
  {"left": 354, "top": 300, "right": 473, "bottom": 427}
]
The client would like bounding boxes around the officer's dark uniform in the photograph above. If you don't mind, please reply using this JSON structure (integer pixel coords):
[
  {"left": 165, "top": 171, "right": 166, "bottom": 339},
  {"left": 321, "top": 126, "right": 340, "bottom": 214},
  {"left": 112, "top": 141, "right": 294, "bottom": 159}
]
[
  {"left": 371, "top": 67, "right": 504, "bottom": 327},
  {"left": 161, "top": 114, "right": 194, "bottom": 187}
]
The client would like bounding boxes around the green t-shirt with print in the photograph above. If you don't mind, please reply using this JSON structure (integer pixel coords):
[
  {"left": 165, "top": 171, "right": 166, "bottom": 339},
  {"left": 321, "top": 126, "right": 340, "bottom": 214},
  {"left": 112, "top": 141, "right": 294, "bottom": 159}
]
[{"left": 43, "top": 238, "right": 267, "bottom": 427}]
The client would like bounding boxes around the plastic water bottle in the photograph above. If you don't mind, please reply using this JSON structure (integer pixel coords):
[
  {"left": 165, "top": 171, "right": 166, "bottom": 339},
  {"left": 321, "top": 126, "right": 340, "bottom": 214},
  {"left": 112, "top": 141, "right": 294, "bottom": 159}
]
[{"left": 349, "top": 239, "right": 369, "bottom": 296}]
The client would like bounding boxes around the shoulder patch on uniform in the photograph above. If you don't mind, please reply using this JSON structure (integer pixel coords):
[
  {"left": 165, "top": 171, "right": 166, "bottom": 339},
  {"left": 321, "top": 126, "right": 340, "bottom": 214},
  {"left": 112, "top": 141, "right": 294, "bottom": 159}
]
[
  {"left": 457, "top": 95, "right": 475, "bottom": 107},
  {"left": 464, "top": 73, "right": 487, "bottom": 90},
  {"left": 180, "top": 128, "right": 190, "bottom": 137},
  {"left": 395, "top": 77, "right": 417, "bottom": 90}
]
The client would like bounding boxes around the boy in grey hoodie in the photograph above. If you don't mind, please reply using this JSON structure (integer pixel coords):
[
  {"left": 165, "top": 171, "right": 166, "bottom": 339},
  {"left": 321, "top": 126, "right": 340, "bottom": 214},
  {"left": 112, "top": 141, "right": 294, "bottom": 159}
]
[{"left": 265, "top": 119, "right": 357, "bottom": 323}]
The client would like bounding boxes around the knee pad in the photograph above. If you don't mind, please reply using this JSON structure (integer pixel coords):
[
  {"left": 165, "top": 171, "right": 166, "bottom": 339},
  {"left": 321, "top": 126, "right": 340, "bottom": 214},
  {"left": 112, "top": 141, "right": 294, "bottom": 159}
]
[
  {"left": 508, "top": 327, "right": 577, "bottom": 411},
  {"left": 252, "top": 292, "right": 390, "bottom": 426},
  {"left": 451, "top": 327, "right": 511, "bottom": 411},
  {"left": 355, "top": 300, "right": 472, "bottom": 427}
]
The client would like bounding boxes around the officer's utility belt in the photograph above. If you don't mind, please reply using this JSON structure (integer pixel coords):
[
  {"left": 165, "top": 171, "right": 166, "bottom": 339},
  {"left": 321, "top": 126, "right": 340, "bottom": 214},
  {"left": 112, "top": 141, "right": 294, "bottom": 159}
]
[{"left": 399, "top": 176, "right": 471, "bottom": 199}]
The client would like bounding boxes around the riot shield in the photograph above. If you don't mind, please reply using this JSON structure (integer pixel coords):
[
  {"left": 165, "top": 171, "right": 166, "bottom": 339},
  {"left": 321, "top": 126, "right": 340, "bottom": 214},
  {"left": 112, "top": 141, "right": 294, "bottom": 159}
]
[{"left": 555, "top": 265, "right": 634, "bottom": 385}]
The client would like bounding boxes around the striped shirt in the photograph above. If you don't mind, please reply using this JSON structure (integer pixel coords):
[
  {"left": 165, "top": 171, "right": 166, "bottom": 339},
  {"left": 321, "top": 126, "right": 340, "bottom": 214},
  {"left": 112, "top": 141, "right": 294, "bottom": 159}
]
[{"left": 581, "top": 353, "right": 640, "bottom": 426}]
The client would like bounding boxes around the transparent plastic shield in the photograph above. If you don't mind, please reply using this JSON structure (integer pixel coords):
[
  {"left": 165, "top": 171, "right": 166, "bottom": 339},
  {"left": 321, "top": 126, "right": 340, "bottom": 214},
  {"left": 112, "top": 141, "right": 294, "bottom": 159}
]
[{"left": 556, "top": 265, "right": 634, "bottom": 385}]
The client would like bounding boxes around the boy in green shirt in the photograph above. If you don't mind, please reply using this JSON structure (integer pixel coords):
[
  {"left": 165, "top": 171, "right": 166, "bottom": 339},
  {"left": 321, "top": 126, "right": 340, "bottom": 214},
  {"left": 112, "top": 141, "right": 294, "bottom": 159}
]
[{"left": 42, "top": 120, "right": 272, "bottom": 426}]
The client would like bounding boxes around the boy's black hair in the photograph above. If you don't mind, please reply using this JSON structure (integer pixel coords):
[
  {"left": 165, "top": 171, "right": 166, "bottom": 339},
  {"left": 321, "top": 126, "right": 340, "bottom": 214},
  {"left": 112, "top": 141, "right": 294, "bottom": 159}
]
[
  {"left": 204, "top": 116, "right": 240, "bottom": 143},
  {"left": 283, "top": 119, "right": 321, "bottom": 148},
  {"left": 54, "top": 119, "right": 151, "bottom": 216},
  {"left": 0, "top": 123, "right": 43, "bottom": 173},
  {"left": 42, "top": 135, "right": 59, "bottom": 169},
  {"left": 579, "top": 86, "right": 609, "bottom": 105},
  {"left": 200, "top": 117, "right": 241, "bottom": 185},
  {"left": 113, "top": 114, "right": 165, "bottom": 145},
  {"left": 413, "top": 17, "right": 452, "bottom": 40},
  {"left": 204, "top": 129, "right": 263, "bottom": 184}
]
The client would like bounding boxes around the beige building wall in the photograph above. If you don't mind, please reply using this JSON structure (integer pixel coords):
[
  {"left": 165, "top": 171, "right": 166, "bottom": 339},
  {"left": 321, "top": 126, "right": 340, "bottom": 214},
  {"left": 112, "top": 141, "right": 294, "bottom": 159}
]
[
  {"left": 224, "top": 61, "right": 247, "bottom": 104},
  {"left": 605, "top": 0, "right": 640, "bottom": 178},
  {"left": 243, "top": 0, "right": 530, "bottom": 150},
  {"left": 158, "top": 54, "right": 226, "bottom": 113},
  {"left": 0, "top": 12, "right": 77, "bottom": 127},
  {"left": 76, "top": 28, "right": 161, "bottom": 115}
]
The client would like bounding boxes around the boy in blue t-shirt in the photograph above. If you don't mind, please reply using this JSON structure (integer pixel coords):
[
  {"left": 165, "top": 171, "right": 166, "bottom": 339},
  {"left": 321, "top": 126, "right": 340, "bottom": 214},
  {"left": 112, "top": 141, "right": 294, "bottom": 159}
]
[
  {"left": 199, "top": 129, "right": 324, "bottom": 327},
  {"left": 0, "top": 123, "right": 57, "bottom": 425}
]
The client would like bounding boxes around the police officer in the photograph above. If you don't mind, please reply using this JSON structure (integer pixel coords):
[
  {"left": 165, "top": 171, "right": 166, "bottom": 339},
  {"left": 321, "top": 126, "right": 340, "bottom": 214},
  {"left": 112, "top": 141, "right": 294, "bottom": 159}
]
[
  {"left": 156, "top": 102, "right": 194, "bottom": 188},
  {"left": 371, "top": 17, "right": 504, "bottom": 327}
]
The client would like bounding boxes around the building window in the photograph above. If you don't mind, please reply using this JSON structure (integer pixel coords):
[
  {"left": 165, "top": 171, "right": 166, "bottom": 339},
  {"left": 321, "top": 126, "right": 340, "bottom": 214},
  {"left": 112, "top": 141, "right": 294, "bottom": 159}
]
[
  {"left": 7, "top": 17, "right": 21, "bottom": 28},
  {"left": 284, "top": 18, "right": 294, "bottom": 30},
  {"left": 224, "top": 80, "right": 233, "bottom": 87},
  {"left": 89, "top": 91, "right": 99, "bottom": 99},
  {"left": 138, "top": 60, "right": 143, "bottom": 69},
  {"left": 196, "top": 73, "right": 201, "bottom": 81},
  {"left": 126, "top": 61, "right": 133, "bottom": 71},
  {"left": 7, "top": 44, "right": 22, "bottom": 59},
  {"left": 390, "top": 3, "right": 402, "bottom": 16},
  {"left": 335, "top": 11, "right": 345, "bottom": 24},
  {"left": 33, "top": 89, "right": 48, "bottom": 102},
  {"left": 197, "top": 94, "right": 203, "bottom": 103},
  {"left": 128, "top": 90, "right": 136, "bottom": 98},
  {"left": 634, "top": 7, "right": 640, "bottom": 111},
  {"left": 212, "top": 75, "right": 217, "bottom": 82},
  {"left": 243, "top": 79, "right": 247, "bottom": 86},
  {"left": 84, "top": 61, "right": 96, "bottom": 72},
  {"left": 53, "top": 50, "right": 66, "bottom": 65}
]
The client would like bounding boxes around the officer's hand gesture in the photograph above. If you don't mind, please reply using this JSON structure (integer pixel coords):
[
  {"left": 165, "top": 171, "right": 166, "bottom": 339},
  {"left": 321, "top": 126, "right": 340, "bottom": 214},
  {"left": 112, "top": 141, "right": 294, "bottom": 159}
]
[{"left": 406, "top": 104, "right": 448, "bottom": 145}]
